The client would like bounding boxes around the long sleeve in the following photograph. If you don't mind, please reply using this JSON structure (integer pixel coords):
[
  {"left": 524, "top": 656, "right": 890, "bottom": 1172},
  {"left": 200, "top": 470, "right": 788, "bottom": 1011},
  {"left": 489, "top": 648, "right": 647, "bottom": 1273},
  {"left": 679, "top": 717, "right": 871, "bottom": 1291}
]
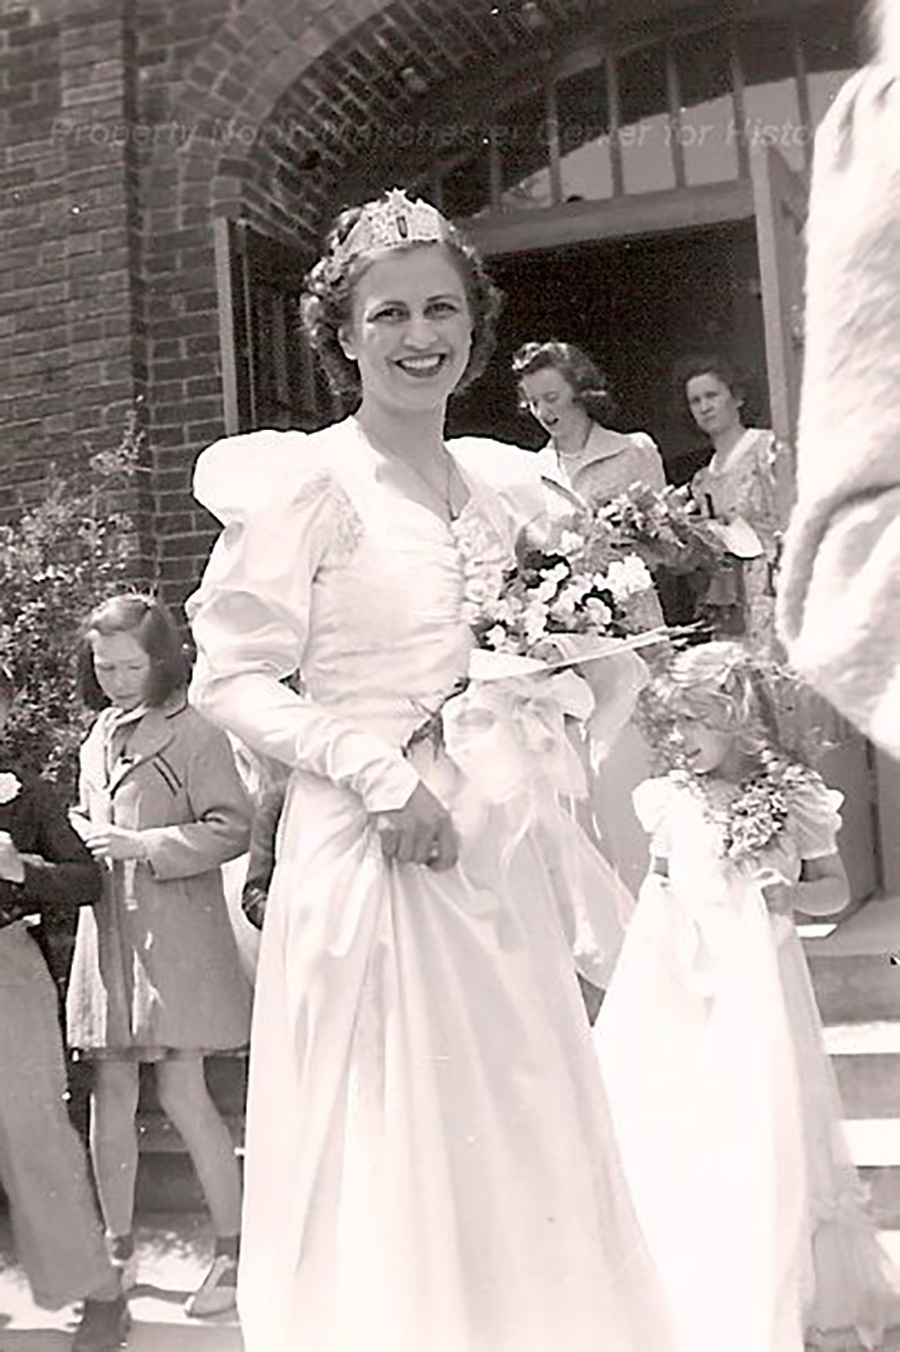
[
  {"left": 186, "top": 431, "right": 420, "bottom": 813},
  {"left": 140, "top": 720, "right": 252, "bottom": 881},
  {"left": 778, "top": 67, "right": 900, "bottom": 753},
  {"left": 0, "top": 778, "right": 102, "bottom": 917},
  {"left": 243, "top": 784, "right": 286, "bottom": 898},
  {"left": 241, "top": 783, "right": 287, "bottom": 929},
  {"left": 744, "top": 436, "right": 782, "bottom": 553}
]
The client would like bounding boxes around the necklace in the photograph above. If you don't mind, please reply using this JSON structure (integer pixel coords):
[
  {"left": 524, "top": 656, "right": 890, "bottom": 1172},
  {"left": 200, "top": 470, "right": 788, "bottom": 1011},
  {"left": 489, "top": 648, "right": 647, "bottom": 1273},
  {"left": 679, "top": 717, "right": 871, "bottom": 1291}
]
[
  {"left": 410, "top": 445, "right": 464, "bottom": 524},
  {"left": 355, "top": 418, "right": 464, "bottom": 524}
]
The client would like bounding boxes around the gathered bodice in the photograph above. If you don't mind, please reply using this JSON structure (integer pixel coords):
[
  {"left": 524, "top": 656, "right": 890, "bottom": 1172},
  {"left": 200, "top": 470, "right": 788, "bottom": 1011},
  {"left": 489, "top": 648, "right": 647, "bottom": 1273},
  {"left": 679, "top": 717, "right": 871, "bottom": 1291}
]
[
  {"left": 303, "top": 491, "right": 501, "bottom": 746},
  {"left": 186, "top": 421, "right": 544, "bottom": 812}
]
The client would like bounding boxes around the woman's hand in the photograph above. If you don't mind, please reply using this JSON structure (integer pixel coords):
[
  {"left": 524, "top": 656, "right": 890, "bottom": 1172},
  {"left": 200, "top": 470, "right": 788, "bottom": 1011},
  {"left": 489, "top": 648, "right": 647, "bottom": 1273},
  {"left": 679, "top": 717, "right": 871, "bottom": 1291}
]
[
  {"left": 0, "top": 831, "right": 24, "bottom": 884},
  {"left": 761, "top": 879, "right": 796, "bottom": 915},
  {"left": 82, "top": 825, "right": 148, "bottom": 862},
  {"left": 529, "top": 638, "right": 565, "bottom": 664},
  {"left": 370, "top": 783, "right": 459, "bottom": 871}
]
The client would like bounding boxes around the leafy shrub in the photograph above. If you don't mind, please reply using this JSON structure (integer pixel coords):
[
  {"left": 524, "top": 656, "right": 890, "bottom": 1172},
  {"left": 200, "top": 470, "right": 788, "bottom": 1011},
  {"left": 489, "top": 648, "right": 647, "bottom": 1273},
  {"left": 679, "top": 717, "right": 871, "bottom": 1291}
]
[{"left": 0, "top": 410, "right": 146, "bottom": 800}]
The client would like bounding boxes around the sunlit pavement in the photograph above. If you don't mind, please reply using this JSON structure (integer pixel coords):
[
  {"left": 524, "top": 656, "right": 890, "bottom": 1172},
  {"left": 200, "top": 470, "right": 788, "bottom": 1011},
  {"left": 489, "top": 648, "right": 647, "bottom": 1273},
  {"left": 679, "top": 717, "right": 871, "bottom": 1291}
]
[
  {"left": 1, "top": 1207, "right": 900, "bottom": 1350},
  {"left": 0, "top": 1212, "right": 243, "bottom": 1350}
]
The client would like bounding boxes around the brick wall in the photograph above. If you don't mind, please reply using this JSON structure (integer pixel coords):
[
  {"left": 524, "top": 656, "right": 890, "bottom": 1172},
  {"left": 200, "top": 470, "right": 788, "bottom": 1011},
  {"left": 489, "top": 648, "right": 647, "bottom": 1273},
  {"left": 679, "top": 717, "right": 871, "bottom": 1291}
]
[
  {"left": 2, "top": 0, "right": 582, "bottom": 611},
  {"left": 0, "top": 1, "right": 154, "bottom": 570},
  {"left": 4, "top": 0, "right": 797, "bottom": 612},
  {"left": 137, "top": 0, "right": 391, "bottom": 609}
]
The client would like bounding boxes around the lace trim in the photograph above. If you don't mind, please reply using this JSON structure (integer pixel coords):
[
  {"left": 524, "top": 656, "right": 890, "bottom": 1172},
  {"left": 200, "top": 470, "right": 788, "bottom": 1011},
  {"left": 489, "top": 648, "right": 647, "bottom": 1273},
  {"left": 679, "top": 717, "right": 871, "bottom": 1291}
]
[
  {"left": 289, "top": 471, "right": 364, "bottom": 563},
  {"left": 327, "top": 480, "right": 365, "bottom": 560},
  {"left": 451, "top": 499, "right": 510, "bottom": 625}
]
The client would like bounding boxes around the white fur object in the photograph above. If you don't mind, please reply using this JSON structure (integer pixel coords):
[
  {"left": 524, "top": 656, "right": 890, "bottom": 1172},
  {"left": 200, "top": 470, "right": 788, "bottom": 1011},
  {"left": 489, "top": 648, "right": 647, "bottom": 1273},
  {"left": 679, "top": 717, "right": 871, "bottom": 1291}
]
[
  {"left": 879, "top": 0, "right": 900, "bottom": 70},
  {"left": 777, "top": 45, "right": 900, "bottom": 755}
]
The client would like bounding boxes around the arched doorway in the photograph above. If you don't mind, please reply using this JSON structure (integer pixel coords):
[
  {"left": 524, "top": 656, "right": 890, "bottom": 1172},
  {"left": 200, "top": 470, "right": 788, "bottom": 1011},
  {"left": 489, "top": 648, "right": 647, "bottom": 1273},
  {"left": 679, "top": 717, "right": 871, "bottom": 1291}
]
[
  {"left": 198, "top": 0, "right": 880, "bottom": 901},
  {"left": 446, "top": 219, "right": 765, "bottom": 473}
]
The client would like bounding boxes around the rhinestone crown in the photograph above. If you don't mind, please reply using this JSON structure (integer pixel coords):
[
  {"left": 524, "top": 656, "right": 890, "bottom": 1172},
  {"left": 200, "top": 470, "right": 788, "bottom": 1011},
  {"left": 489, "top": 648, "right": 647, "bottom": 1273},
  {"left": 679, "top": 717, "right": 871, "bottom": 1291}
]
[{"left": 332, "top": 189, "right": 450, "bottom": 269}]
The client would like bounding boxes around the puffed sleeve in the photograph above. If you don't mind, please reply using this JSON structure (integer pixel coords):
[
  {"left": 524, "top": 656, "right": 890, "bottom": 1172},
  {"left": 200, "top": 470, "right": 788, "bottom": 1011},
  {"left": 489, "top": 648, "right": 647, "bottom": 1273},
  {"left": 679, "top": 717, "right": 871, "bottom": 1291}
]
[
  {"left": 632, "top": 776, "right": 674, "bottom": 856},
  {"left": 778, "top": 68, "right": 900, "bottom": 754},
  {"left": 186, "top": 430, "right": 421, "bottom": 813},
  {"left": 787, "top": 774, "right": 844, "bottom": 861},
  {"left": 447, "top": 436, "right": 547, "bottom": 552},
  {"left": 744, "top": 433, "right": 783, "bottom": 548}
]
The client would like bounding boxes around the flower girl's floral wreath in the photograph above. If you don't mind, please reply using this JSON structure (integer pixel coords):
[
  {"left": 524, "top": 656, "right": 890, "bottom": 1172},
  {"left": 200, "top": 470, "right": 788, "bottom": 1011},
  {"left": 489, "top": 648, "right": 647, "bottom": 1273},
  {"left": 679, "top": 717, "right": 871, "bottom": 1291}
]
[{"left": 640, "top": 641, "right": 832, "bottom": 863}]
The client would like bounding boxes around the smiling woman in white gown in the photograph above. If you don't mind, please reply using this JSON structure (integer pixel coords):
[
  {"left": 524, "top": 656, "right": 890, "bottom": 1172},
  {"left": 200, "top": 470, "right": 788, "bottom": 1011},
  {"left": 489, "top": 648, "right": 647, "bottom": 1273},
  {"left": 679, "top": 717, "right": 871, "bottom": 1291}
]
[{"left": 186, "top": 191, "right": 674, "bottom": 1352}]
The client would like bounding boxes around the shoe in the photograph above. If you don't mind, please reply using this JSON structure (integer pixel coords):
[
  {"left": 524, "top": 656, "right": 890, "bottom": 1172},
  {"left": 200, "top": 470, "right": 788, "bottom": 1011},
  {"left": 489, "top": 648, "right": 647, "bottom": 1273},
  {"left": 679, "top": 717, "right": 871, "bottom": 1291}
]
[
  {"left": 106, "top": 1233, "right": 137, "bottom": 1292},
  {"left": 184, "top": 1253, "right": 238, "bottom": 1318},
  {"left": 72, "top": 1295, "right": 131, "bottom": 1351}
]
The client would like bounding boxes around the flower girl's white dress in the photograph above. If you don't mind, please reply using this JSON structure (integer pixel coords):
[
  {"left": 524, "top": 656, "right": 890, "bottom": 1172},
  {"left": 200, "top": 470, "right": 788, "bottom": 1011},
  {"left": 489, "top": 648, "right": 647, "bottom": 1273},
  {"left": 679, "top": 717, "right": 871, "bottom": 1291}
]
[
  {"left": 186, "top": 420, "right": 674, "bottom": 1352},
  {"left": 596, "top": 772, "right": 898, "bottom": 1352}
]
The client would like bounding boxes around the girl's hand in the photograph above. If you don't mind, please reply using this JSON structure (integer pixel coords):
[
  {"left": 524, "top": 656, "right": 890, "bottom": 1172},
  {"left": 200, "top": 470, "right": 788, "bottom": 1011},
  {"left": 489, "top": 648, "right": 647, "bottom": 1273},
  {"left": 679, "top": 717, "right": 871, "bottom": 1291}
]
[
  {"left": 67, "top": 809, "right": 92, "bottom": 842},
  {"left": 370, "top": 783, "right": 459, "bottom": 871},
  {"left": 82, "top": 825, "right": 148, "bottom": 862},
  {"left": 0, "top": 831, "right": 24, "bottom": 884}
]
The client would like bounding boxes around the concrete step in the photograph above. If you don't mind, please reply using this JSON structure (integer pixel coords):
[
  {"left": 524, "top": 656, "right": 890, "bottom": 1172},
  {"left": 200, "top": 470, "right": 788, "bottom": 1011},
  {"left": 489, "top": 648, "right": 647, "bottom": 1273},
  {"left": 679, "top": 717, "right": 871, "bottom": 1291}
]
[
  {"left": 803, "top": 896, "right": 900, "bottom": 1025},
  {"left": 807, "top": 951, "right": 900, "bottom": 1025},
  {"left": 133, "top": 1055, "right": 247, "bottom": 1212},
  {"left": 808, "top": 903, "right": 900, "bottom": 1228},
  {"left": 824, "top": 1023, "right": 900, "bottom": 1118},
  {"left": 136, "top": 1151, "right": 245, "bottom": 1214},
  {"left": 137, "top": 1110, "right": 245, "bottom": 1154}
]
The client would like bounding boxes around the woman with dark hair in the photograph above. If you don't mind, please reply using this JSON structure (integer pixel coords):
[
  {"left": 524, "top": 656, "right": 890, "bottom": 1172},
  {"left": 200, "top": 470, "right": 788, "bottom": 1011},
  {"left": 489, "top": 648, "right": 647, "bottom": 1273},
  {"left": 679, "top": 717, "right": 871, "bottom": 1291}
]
[
  {"left": 67, "top": 592, "right": 252, "bottom": 1320},
  {"left": 186, "top": 190, "right": 674, "bottom": 1352},
  {"left": 677, "top": 354, "right": 786, "bottom": 649},
  {"left": 512, "top": 341, "right": 665, "bottom": 896},
  {"left": 513, "top": 339, "right": 665, "bottom": 507}
]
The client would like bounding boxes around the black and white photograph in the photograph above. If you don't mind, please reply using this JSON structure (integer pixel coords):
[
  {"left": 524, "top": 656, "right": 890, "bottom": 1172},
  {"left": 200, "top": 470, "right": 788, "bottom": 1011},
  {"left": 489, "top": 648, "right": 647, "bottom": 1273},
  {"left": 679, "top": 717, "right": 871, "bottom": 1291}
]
[{"left": 1, "top": 0, "right": 899, "bottom": 1348}]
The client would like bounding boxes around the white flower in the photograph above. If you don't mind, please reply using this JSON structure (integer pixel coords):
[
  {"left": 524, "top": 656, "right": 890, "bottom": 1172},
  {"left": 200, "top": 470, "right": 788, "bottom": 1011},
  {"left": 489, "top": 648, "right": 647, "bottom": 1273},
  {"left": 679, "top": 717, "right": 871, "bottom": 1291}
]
[
  {"left": 523, "top": 600, "right": 549, "bottom": 645},
  {"left": 549, "top": 588, "right": 576, "bottom": 620},
  {"left": 494, "top": 598, "right": 519, "bottom": 625},
  {"left": 603, "top": 554, "right": 654, "bottom": 602},
  {"left": 558, "top": 529, "right": 585, "bottom": 556},
  {"left": 584, "top": 597, "right": 613, "bottom": 629},
  {"left": 536, "top": 576, "right": 562, "bottom": 603},
  {"left": 464, "top": 574, "right": 499, "bottom": 609},
  {"left": 484, "top": 623, "right": 511, "bottom": 650},
  {"left": 0, "top": 772, "right": 22, "bottom": 805},
  {"left": 567, "top": 575, "right": 594, "bottom": 603}
]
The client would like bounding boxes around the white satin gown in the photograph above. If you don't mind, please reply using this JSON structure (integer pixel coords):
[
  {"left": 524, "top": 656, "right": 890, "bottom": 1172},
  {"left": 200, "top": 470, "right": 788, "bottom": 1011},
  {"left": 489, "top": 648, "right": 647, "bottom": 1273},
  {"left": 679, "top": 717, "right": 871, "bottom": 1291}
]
[
  {"left": 186, "top": 419, "right": 675, "bottom": 1352},
  {"left": 596, "top": 773, "right": 899, "bottom": 1352}
]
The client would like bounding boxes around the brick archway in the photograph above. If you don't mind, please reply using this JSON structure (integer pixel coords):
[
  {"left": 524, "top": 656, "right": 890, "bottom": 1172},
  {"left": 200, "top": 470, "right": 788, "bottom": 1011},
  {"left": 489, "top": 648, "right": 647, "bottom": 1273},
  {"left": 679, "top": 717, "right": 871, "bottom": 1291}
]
[
  {"left": 166, "top": 0, "right": 391, "bottom": 230},
  {"left": 139, "top": 0, "right": 606, "bottom": 600}
]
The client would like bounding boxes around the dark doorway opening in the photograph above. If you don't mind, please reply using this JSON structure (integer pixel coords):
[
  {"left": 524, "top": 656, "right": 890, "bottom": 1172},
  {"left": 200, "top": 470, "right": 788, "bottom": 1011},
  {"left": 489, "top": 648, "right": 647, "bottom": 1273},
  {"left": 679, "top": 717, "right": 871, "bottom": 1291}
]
[{"left": 448, "top": 218, "right": 769, "bottom": 477}]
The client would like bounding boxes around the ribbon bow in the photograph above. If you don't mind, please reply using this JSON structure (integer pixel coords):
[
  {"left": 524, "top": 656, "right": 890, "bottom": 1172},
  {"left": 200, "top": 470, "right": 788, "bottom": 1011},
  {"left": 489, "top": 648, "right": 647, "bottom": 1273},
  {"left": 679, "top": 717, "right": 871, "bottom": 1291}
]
[{"left": 442, "top": 667, "right": 592, "bottom": 808}]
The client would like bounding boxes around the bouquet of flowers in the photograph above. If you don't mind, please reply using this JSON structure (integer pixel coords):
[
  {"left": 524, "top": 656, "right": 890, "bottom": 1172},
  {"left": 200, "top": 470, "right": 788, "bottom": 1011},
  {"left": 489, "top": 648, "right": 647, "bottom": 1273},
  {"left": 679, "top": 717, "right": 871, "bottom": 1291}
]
[
  {"left": 669, "top": 756, "right": 817, "bottom": 865},
  {"left": 584, "top": 482, "right": 730, "bottom": 575},
  {"left": 467, "top": 535, "right": 656, "bottom": 658}
]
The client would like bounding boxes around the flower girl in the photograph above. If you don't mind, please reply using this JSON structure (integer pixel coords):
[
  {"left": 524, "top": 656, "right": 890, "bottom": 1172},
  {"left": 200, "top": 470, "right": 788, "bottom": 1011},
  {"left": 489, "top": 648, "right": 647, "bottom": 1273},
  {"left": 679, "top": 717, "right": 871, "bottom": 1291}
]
[{"left": 596, "top": 642, "right": 898, "bottom": 1352}]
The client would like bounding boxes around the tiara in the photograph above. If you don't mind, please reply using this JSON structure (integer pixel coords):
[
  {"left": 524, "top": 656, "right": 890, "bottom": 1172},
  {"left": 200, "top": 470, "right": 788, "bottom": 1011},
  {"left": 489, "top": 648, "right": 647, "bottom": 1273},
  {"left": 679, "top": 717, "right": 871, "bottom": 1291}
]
[{"left": 332, "top": 189, "right": 450, "bottom": 269}]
